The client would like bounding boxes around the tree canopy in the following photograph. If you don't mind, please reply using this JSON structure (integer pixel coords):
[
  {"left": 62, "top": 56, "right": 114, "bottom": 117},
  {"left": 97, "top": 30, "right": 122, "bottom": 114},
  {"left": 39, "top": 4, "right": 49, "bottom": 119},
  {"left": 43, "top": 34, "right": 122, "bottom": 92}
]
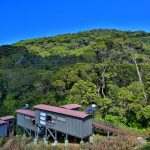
[{"left": 0, "top": 29, "right": 150, "bottom": 127}]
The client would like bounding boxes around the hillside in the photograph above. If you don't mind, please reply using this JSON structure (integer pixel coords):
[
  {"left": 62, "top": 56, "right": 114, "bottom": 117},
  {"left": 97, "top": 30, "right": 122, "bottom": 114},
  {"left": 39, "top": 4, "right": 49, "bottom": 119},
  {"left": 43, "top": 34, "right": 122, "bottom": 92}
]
[{"left": 0, "top": 29, "right": 150, "bottom": 128}]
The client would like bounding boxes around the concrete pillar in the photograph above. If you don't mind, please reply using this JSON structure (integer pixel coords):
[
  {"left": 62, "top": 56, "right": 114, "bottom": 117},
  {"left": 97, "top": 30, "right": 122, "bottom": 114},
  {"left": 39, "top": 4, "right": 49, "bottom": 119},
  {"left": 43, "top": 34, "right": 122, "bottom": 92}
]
[
  {"left": 23, "top": 134, "right": 26, "bottom": 139},
  {"left": 54, "top": 130, "right": 58, "bottom": 144},
  {"left": 30, "top": 130, "right": 31, "bottom": 137},
  {"left": 44, "top": 137, "right": 48, "bottom": 145},
  {"left": 52, "top": 140, "right": 58, "bottom": 146},
  {"left": 23, "top": 129, "right": 26, "bottom": 139},
  {"left": 34, "top": 138, "right": 38, "bottom": 145},
  {"left": 89, "top": 136, "right": 94, "bottom": 143},
  {"left": 44, "top": 127, "right": 48, "bottom": 145},
  {"left": 65, "top": 134, "right": 69, "bottom": 147},
  {"left": 80, "top": 138, "right": 84, "bottom": 144},
  {"left": 34, "top": 131, "right": 38, "bottom": 145},
  {"left": 16, "top": 135, "right": 19, "bottom": 138},
  {"left": 107, "top": 131, "right": 110, "bottom": 137},
  {"left": 52, "top": 130, "right": 58, "bottom": 146}
]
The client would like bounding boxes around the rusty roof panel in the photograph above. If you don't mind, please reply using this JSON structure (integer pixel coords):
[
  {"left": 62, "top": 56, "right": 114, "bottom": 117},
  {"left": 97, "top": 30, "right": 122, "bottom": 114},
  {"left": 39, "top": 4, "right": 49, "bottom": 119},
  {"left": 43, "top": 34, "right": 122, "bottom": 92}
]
[
  {"left": 0, "top": 120, "right": 7, "bottom": 125},
  {"left": 34, "top": 104, "right": 89, "bottom": 119},
  {"left": 0, "top": 116, "right": 15, "bottom": 121},
  {"left": 16, "top": 109, "right": 35, "bottom": 118},
  {"left": 62, "top": 104, "right": 81, "bottom": 110}
]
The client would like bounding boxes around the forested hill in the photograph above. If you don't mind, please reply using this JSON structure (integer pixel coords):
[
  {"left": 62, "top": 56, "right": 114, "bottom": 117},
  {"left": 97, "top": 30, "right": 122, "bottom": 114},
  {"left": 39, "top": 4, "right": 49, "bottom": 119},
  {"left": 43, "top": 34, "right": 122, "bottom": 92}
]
[{"left": 0, "top": 29, "right": 150, "bottom": 127}]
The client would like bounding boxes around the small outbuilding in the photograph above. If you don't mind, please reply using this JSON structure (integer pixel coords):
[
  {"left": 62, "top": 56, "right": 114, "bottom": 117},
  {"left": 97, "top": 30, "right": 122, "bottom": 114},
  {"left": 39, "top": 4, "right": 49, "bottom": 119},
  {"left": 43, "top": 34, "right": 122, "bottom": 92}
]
[
  {"left": 0, "top": 120, "right": 8, "bottom": 137},
  {"left": 0, "top": 115, "right": 15, "bottom": 137}
]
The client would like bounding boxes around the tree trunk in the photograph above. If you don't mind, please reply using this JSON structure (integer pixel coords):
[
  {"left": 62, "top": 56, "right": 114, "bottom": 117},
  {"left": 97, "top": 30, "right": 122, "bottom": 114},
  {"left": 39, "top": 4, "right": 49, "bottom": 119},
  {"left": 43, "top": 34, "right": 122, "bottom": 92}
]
[
  {"left": 133, "top": 58, "right": 147, "bottom": 99},
  {"left": 97, "top": 67, "right": 106, "bottom": 98},
  {"left": 101, "top": 70, "right": 106, "bottom": 98}
]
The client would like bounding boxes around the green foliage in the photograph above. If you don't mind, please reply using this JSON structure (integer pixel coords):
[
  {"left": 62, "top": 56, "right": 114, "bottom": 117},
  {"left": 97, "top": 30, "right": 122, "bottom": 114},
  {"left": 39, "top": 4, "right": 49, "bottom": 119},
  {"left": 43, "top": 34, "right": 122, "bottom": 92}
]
[
  {"left": 141, "top": 105, "right": 150, "bottom": 119},
  {"left": 0, "top": 137, "right": 5, "bottom": 147},
  {"left": 67, "top": 80, "right": 99, "bottom": 107},
  {"left": 0, "top": 29, "right": 150, "bottom": 129},
  {"left": 82, "top": 136, "right": 139, "bottom": 150},
  {"left": 105, "top": 115, "right": 127, "bottom": 124},
  {"left": 137, "top": 105, "right": 150, "bottom": 127}
]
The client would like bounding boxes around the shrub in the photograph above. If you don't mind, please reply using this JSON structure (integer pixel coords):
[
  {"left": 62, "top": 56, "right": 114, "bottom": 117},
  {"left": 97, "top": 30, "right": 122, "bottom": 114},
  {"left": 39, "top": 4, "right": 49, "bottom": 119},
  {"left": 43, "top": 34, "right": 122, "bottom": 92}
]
[
  {"left": 1, "top": 135, "right": 140, "bottom": 150},
  {"left": 81, "top": 136, "right": 139, "bottom": 150},
  {"left": 0, "top": 137, "right": 5, "bottom": 147}
]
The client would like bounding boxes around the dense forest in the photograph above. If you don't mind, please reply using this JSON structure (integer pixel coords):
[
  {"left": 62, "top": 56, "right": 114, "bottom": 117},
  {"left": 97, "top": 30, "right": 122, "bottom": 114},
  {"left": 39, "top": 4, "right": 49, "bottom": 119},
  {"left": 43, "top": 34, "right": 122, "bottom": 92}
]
[{"left": 0, "top": 29, "right": 150, "bottom": 128}]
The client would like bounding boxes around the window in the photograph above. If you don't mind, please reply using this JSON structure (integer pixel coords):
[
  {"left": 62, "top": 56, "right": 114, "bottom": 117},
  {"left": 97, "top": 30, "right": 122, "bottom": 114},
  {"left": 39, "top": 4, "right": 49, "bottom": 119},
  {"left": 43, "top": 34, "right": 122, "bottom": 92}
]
[
  {"left": 57, "top": 117, "right": 66, "bottom": 122},
  {"left": 40, "top": 112, "right": 46, "bottom": 117},
  {"left": 40, "top": 120, "right": 46, "bottom": 125},
  {"left": 46, "top": 115, "right": 52, "bottom": 123},
  {"left": 46, "top": 114, "right": 56, "bottom": 123},
  {"left": 40, "top": 112, "right": 46, "bottom": 125},
  {"left": 40, "top": 116, "right": 46, "bottom": 121}
]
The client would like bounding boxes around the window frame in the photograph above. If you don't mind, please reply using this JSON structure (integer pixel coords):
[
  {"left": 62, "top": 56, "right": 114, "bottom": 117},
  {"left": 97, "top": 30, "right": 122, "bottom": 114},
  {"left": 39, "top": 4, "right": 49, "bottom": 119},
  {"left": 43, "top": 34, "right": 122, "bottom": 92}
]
[
  {"left": 57, "top": 116, "right": 66, "bottom": 122},
  {"left": 46, "top": 114, "right": 56, "bottom": 124}
]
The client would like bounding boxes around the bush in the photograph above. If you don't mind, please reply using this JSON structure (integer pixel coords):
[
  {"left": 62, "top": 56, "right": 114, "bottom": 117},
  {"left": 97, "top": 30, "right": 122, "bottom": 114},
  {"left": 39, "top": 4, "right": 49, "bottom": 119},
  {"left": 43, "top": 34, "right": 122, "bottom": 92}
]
[
  {"left": 1, "top": 135, "right": 140, "bottom": 150},
  {"left": 1, "top": 136, "right": 81, "bottom": 150},
  {"left": 81, "top": 136, "right": 139, "bottom": 150},
  {"left": 0, "top": 137, "right": 5, "bottom": 147}
]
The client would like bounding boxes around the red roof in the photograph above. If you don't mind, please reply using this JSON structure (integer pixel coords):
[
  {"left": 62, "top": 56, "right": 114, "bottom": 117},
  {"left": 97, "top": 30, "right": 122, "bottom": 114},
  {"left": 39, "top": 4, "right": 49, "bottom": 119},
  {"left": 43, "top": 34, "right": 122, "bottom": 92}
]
[
  {"left": 0, "top": 120, "right": 7, "bottom": 125},
  {"left": 16, "top": 110, "right": 35, "bottom": 118},
  {"left": 0, "top": 116, "right": 15, "bottom": 121},
  {"left": 62, "top": 104, "right": 81, "bottom": 110},
  {"left": 34, "top": 104, "right": 90, "bottom": 119}
]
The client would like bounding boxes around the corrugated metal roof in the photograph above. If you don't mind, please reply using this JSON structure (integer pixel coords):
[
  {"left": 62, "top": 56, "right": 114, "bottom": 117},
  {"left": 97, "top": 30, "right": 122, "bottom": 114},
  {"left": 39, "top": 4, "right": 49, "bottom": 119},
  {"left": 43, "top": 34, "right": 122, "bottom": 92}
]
[
  {"left": 16, "top": 109, "right": 35, "bottom": 118},
  {"left": 0, "top": 116, "right": 15, "bottom": 121},
  {"left": 0, "top": 120, "right": 7, "bottom": 125},
  {"left": 62, "top": 104, "right": 81, "bottom": 110},
  {"left": 34, "top": 104, "right": 90, "bottom": 119}
]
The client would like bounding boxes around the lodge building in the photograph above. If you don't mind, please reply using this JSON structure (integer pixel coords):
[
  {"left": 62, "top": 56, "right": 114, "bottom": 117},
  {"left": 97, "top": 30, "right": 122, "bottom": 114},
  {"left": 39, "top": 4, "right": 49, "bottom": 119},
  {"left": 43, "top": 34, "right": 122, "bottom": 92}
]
[{"left": 16, "top": 104, "right": 93, "bottom": 143}]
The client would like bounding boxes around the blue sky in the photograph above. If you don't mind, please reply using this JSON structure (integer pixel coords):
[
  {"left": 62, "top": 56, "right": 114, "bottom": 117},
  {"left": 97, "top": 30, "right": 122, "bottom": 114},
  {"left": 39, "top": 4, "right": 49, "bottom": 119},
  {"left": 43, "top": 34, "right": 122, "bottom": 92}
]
[{"left": 0, "top": 0, "right": 149, "bottom": 45}]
